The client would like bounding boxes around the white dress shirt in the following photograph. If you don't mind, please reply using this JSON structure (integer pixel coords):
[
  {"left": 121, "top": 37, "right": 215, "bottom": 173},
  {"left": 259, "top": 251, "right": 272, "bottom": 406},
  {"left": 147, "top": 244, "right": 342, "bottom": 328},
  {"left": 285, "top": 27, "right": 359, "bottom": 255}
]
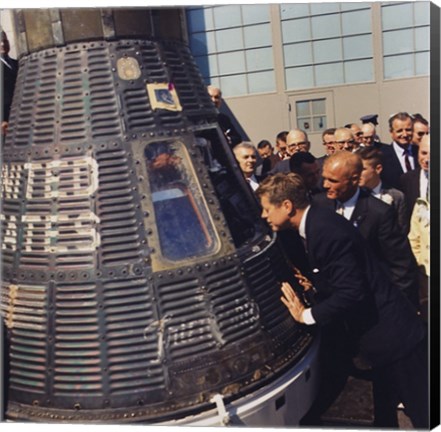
[
  {"left": 419, "top": 169, "right": 429, "bottom": 199},
  {"left": 246, "top": 175, "right": 260, "bottom": 191},
  {"left": 336, "top": 188, "right": 360, "bottom": 221},
  {"left": 298, "top": 206, "right": 316, "bottom": 325}
]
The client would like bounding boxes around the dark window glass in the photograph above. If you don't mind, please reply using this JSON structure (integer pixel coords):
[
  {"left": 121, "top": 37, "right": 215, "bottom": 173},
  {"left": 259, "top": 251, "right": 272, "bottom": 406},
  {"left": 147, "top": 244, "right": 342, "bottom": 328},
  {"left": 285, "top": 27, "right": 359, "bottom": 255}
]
[{"left": 145, "top": 140, "right": 219, "bottom": 261}]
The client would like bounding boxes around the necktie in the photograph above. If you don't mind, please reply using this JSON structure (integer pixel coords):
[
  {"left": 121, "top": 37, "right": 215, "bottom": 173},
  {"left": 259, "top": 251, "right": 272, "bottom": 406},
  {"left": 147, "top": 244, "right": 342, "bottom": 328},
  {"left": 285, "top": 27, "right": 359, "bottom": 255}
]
[{"left": 403, "top": 149, "right": 412, "bottom": 172}]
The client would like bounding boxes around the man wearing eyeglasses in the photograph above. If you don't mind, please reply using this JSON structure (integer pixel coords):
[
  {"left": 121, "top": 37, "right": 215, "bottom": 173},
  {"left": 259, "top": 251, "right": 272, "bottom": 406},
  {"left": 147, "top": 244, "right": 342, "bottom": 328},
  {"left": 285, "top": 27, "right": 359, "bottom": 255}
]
[
  {"left": 360, "top": 123, "right": 388, "bottom": 151},
  {"left": 345, "top": 123, "right": 364, "bottom": 150},
  {"left": 270, "top": 128, "right": 311, "bottom": 174},
  {"left": 334, "top": 127, "right": 355, "bottom": 152}
]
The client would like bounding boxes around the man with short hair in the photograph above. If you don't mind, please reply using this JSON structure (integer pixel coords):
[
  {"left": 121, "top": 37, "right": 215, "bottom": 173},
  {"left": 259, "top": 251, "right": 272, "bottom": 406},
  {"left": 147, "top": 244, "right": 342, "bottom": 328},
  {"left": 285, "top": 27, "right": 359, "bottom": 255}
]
[
  {"left": 275, "top": 131, "right": 290, "bottom": 161},
  {"left": 361, "top": 123, "right": 376, "bottom": 147},
  {"left": 207, "top": 85, "right": 242, "bottom": 147},
  {"left": 381, "top": 112, "right": 418, "bottom": 189},
  {"left": 286, "top": 128, "right": 311, "bottom": 156},
  {"left": 233, "top": 142, "right": 260, "bottom": 191},
  {"left": 271, "top": 129, "right": 311, "bottom": 174},
  {"left": 400, "top": 132, "right": 430, "bottom": 227},
  {"left": 314, "top": 150, "right": 420, "bottom": 308},
  {"left": 358, "top": 146, "right": 408, "bottom": 234},
  {"left": 256, "top": 172, "right": 428, "bottom": 429},
  {"left": 316, "top": 128, "right": 336, "bottom": 169},
  {"left": 334, "top": 127, "right": 355, "bottom": 152},
  {"left": 257, "top": 139, "right": 280, "bottom": 177},
  {"left": 407, "top": 134, "right": 430, "bottom": 321},
  {"left": 345, "top": 123, "right": 363, "bottom": 150},
  {"left": 289, "top": 152, "right": 322, "bottom": 196},
  {"left": 411, "top": 114, "right": 429, "bottom": 146}
]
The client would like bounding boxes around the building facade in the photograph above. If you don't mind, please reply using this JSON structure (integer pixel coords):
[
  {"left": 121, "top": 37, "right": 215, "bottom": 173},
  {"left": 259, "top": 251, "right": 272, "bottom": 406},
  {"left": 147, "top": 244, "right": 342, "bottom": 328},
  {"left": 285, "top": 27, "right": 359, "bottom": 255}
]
[
  {"left": 186, "top": 2, "right": 431, "bottom": 155},
  {"left": 2, "top": 3, "right": 431, "bottom": 155}
]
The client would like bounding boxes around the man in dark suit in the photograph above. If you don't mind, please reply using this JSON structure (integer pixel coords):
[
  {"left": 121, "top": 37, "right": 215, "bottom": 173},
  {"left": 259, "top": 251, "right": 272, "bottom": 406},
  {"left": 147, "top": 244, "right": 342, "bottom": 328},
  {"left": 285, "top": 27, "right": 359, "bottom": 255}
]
[
  {"left": 358, "top": 146, "right": 409, "bottom": 234},
  {"left": 314, "top": 150, "right": 419, "bottom": 308},
  {"left": 256, "top": 139, "right": 281, "bottom": 178},
  {"left": 207, "top": 85, "right": 242, "bottom": 147},
  {"left": 289, "top": 151, "right": 322, "bottom": 196},
  {"left": 380, "top": 112, "right": 418, "bottom": 189},
  {"left": 400, "top": 134, "right": 430, "bottom": 224},
  {"left": 360, "top": 122, "right": 388, "bottom": 150},
  {"left": 256, "top": 173, "right": 428, "bottom": 428},
  {"left": 270, "top": 128, "right": 311, "bottom": 174},
  {"left": 1, "top": 31, "right": 19, "bottom": 136}
]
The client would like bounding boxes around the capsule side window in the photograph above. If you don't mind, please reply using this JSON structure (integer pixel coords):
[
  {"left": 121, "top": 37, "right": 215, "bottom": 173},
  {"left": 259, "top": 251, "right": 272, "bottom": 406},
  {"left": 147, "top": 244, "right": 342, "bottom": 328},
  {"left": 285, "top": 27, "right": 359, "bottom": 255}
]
[{"left": 144, "top": 140, "right": 219, "bottom": 261}]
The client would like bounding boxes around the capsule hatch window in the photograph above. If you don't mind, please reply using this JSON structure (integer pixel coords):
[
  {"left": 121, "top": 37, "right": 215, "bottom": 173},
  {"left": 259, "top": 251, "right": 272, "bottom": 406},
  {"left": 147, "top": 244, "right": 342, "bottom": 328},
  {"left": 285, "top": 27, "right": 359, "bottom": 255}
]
[{"left": 144, "top": 140, "right": 220, "bottom": 262}]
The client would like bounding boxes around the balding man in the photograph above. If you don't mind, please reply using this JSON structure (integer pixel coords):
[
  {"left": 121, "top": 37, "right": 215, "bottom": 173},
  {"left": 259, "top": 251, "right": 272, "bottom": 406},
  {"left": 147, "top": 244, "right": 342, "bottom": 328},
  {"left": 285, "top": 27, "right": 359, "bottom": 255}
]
[
  {"left": 207, "top": 85, "right": 242, "bottom": 147},
  {"left": 345, "top": 123, "right": 363, "bottom": 150},
  {"left": 313, "top": 151, "right": 420, "bottom": 309},
  {"left": 400, "top": 132, "right": 430, "bottom": 227},
  {"left": 406, "top": 134, "right": 430, "bottom": 321},
  {"left": 334, "top": 127, "right": 355, "bottom": 152},
  {"left": 271, "top": 128, "right": 311, "bottom": 174},
  {"left": 361, "top": 123, "right": 387, "bottom": 150}
]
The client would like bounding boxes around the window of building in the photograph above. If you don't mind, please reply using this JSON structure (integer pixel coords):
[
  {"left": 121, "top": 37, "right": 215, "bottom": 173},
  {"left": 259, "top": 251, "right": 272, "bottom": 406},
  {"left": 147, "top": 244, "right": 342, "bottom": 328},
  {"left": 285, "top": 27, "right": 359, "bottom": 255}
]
[
  {"left": 296, "top": 99, "right": 327, "bottom": 133},
  {"left": 186, "top": 5, "right": 276, "bottom": 97},
  {"left": 280, "top": 3, "right": 374, "bottom": 90},
  {"left": 381, "top": 1, "right": 430, "bottom": 79}
]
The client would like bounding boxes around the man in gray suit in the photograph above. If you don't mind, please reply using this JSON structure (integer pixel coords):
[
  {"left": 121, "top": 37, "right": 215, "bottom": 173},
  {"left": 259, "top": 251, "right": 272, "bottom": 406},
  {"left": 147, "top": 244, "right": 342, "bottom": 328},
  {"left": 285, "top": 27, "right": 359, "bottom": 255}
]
[{"left": 358, "top": 146, "right": 409, "bottom": 234}]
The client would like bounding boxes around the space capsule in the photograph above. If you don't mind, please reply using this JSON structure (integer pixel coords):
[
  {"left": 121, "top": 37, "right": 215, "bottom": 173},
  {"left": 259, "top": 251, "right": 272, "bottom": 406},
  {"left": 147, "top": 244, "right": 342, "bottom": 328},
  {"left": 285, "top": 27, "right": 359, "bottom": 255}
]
[{"left": 1, "top": 8, "right": 319, "bottom": 425}]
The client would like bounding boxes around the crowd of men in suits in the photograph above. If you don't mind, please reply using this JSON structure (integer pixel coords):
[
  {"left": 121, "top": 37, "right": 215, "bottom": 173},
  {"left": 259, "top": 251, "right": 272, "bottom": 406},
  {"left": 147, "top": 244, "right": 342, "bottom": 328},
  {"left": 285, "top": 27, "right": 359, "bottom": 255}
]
[{"left": 225, "top": 102, "right": 430, "bottom": 429}]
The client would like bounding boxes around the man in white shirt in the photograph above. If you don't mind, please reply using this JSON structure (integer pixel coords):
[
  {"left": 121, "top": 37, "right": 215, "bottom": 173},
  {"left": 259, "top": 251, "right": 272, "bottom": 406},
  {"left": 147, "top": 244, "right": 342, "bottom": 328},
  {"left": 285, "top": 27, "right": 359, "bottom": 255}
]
[
  {"left": 255, "top": 172, "right": 428, "bottom": 429},
  {"left": 233, "top": 142, "right": 260, "bottom": 191},
  {"left": 380, "top": 112, "right": 418, "bottom": 189},
  {"left": 313, "top": 151, "right": 420, "bottom": 308}
]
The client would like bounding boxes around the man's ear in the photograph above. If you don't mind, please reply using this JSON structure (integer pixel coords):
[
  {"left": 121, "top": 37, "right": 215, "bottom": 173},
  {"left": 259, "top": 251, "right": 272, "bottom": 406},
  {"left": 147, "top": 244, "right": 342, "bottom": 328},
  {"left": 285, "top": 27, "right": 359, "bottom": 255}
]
[
  {"left": 282, "top": 199, "right": 294, "bottom": 216},
  {"left": 375, "top": 163, "right": 383, "bottom": 175},
  {"left": 351, "top": 173, "right": 361, "bottom": 185}
]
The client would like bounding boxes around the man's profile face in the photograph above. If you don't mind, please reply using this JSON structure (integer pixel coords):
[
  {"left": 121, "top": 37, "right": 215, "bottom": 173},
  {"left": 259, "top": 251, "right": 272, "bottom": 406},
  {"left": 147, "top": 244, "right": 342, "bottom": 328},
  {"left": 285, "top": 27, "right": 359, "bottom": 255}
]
[
  {"left": 359, "top": 160, "right": 381, "bottom": 190},
  {"left": 260, "top": 194, "right": 290, "bottom": 232},
  {"left": 390, "top": 117, "right": 413, "bottom": 146},
  {"left": 322, "top": 160, "right": 359, "bottom": 202}
]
